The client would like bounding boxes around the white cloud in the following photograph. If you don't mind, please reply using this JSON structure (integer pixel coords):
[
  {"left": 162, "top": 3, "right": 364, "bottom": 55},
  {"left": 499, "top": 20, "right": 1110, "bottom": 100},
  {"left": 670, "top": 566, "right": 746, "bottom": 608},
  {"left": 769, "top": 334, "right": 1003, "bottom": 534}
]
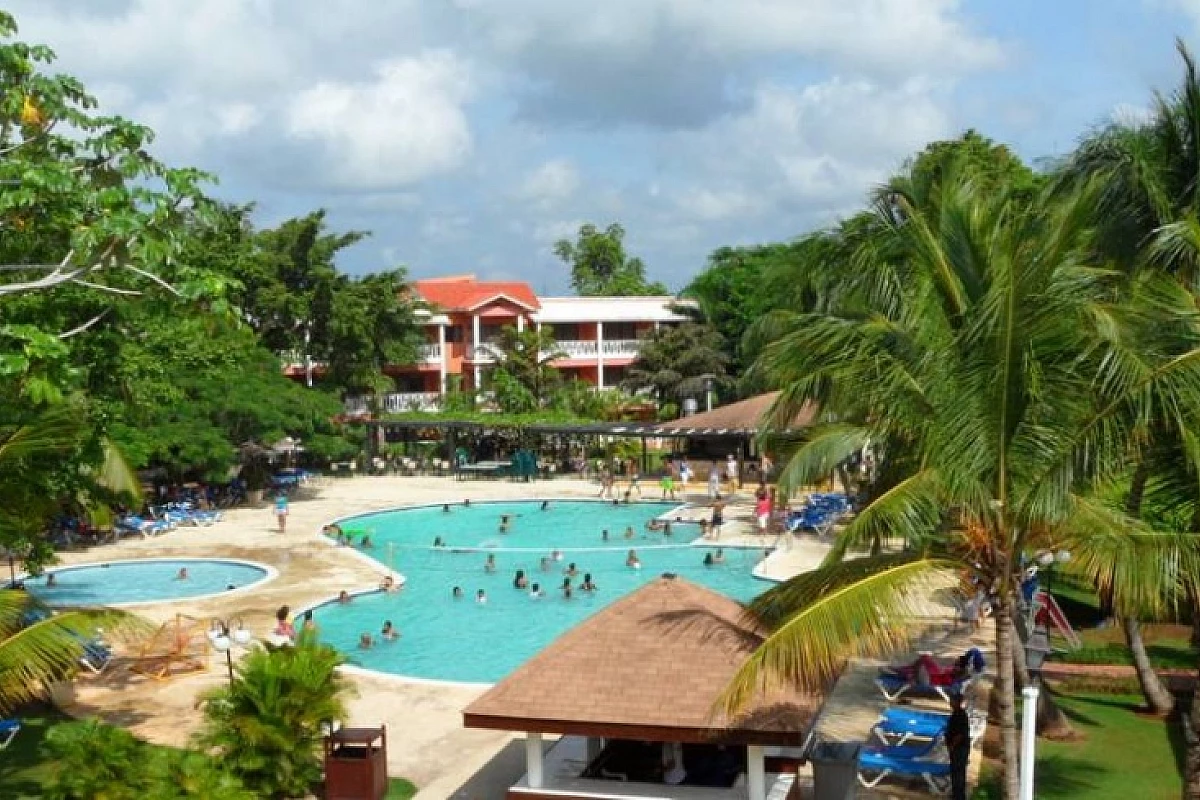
[
  {"left": 517, "top": 159, "right": 581, "bottom": 206},
  {"left": 286, "top": 52, "right": 474, "bottom": 189}
]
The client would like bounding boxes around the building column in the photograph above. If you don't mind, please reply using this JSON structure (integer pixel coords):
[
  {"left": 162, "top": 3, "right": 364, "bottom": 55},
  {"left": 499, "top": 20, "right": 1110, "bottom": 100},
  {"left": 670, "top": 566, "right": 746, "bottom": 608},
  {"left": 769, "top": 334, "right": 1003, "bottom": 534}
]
[
  {"left": 517, "top": 315, "right": 525, "bottom": 333},
  {"left": 597, "top": 321, "right": 605, "bottom": 389},
  {"left": 525, "top": 732, "right": 544, "bottom": 789},
  {"left": 747, "top": 745, "right": 766, "bottom": 800},
  {"left": 437, "top": 324, "right": 447, "bottom": 395},
  {"left": 472, "top": 314, "right": 482, "bottom": 391}
]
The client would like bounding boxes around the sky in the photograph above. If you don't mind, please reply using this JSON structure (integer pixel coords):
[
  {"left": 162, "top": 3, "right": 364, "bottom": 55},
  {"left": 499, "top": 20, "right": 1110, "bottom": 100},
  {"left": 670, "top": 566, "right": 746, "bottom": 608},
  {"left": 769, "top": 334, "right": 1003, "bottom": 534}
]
[{"left": 6, "top": 0, "right": 1200, "bottom": 293}]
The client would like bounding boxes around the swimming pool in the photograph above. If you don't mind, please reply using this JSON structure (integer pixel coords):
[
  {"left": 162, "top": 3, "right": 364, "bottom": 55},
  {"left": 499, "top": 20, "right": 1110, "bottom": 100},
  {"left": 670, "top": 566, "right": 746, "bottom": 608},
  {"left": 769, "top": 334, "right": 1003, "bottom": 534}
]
[
  {"left": 26, "top": 558, "right": 274, "bottom": 607},
  {"left": 310, "top": 500, "right": 771, "bottom": 683}
]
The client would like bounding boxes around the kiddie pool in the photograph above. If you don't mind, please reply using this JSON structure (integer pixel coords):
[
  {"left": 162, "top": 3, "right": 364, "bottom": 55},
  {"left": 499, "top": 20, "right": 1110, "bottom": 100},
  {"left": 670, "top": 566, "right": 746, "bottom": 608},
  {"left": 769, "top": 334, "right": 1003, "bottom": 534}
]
[{"left": 25, "top": 557, "right": 275, "bottom": 607}]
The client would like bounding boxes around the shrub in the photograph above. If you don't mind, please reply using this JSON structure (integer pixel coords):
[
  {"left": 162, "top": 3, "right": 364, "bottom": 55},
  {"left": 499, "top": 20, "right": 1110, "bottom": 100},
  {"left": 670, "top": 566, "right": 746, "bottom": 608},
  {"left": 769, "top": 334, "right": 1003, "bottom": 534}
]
[{"left": 196, "top": 633, "right": 352, "bottom": 798}]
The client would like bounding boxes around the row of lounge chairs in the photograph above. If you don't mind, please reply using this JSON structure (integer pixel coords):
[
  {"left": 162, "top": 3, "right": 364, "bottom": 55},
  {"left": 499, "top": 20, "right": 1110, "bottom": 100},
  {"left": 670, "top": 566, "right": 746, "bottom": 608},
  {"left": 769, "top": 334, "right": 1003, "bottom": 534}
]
[
  {"left": 115, "top": 502, "right": 223, "bottom": 538},
  {"left": 850, "top": 648, "right": 987, "bottom": 795},
  {"left": 785, "top": 492, "right": 850, "bottom": 535}
]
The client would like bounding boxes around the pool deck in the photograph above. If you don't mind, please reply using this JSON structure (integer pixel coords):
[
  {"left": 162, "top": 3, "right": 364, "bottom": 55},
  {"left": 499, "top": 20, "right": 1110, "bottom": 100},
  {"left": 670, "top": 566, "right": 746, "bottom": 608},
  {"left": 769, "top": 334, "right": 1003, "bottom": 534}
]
[{"left": 52, "top": 476, "right": 828, "bottom": 797}]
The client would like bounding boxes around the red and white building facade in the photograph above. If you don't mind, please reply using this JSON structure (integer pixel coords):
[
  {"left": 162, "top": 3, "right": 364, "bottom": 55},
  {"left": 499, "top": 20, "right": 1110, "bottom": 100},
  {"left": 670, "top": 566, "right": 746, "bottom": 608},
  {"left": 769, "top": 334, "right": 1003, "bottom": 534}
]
[{"left": 352, "top": 275, "right": 692, "bottom": 412}]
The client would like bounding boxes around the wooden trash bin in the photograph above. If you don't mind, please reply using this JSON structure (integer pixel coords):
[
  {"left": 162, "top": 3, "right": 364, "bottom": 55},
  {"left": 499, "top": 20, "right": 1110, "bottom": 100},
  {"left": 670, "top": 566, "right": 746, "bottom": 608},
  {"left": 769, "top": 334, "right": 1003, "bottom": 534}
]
[{"left": 324, "top": 726, "right": 388, "bottom": 800}]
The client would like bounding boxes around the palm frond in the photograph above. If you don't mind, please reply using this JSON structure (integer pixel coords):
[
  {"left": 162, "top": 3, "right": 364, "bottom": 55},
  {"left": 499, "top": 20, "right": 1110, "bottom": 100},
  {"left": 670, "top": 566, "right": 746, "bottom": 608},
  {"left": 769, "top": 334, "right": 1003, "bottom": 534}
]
[
  {"left": 773, "top": 423, "right": 871, "bottom": 493},
  {"left": 821, "top": 470, "right": 942, "bottom": 565},
  {"left": 719, "top": 555, "right": 953, "bottom": 713}
]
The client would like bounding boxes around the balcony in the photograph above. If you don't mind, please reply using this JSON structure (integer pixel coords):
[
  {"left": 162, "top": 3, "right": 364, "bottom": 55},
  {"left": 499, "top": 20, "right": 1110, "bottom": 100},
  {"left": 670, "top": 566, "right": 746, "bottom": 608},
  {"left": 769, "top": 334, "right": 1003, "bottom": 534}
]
[
  {"left": 468, "top": 345, "right": 497, "bottom": 363},
  {"left": 604, "top": 339, "right": 643, "bottom": 357},
  {"left": 383, "top": 392, "right": 441, "bottom": 413},
  {"left": 417, "top": 343, "right": 442, "bottom": 362},
  {"left": 546, "top": 340, "right": 598, "bottom": 359}
]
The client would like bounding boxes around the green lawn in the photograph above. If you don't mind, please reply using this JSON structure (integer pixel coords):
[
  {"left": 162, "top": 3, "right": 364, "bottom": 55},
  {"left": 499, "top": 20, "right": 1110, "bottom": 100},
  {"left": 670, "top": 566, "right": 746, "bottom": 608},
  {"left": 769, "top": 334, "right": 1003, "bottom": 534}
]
[
  {"left": 974, "top": 693, "right": 1183, "bottom": 799},
  {"left": 0, "top": 708, "right": 421, "bottom": 800}
]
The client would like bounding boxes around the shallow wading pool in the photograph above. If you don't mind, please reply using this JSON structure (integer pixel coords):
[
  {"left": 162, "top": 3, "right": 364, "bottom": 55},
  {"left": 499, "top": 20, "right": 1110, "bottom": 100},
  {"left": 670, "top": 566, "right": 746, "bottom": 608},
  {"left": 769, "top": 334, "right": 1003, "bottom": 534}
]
[
  {"left": 25, "top": 558, "right": 273, "bottom": 607},
  {"left": 309, "top": 500, "right": 771, "bottom": 683}
]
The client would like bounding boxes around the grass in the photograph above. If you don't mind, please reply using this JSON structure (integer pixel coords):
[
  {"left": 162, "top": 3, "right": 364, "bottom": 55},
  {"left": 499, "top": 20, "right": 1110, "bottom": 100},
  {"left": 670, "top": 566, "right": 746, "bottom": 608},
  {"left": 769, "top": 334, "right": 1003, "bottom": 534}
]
[
  {"left": 0, "top": 707, "right": 422, "bottom": 800},
  {"left": 973, "top": 692, "right": 1183, "bottom": 799}
]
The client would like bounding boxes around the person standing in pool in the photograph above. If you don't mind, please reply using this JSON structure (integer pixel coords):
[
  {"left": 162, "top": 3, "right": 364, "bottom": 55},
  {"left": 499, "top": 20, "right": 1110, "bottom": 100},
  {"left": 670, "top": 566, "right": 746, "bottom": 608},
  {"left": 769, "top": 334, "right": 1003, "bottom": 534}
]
[
  {"left": 529, "top": 583, "right": 543, "bottom": 599},
  {"left": 275, "top": 494, "right": 289, "bottom": 533},
  {"left": 175, "top": 567, "right": 189, "bottom": 581},
  {"left": 452, "top": 586, "right": 464, "bottom": 599},
  {"left": 381, "top": 621, "right": 399, "bottom": 641},
  {"left": 442, "top": 504, "right": 452, "bottom": 513},
  {"left": 703, "top": 552, "right": 715, "bottom": 567},
  {"left": 626, "top": 550, "right": 641, "bottom": 569},
  {"left": 710, "top": 501, "right": 725, "bottom": 539},
  {"left": 563, "top": 562, "right": 578, "bottom": 578},
  {"left": 513, "top": 570, "right": 528, "bottom": 589},
  {"left": 561, "top": 577, "right": 573, "bottom": 600},
  {"left": 484, "top": 554, "right": 497, "bottom": 573},
  {"left": 581, "top": 573, "right": 597, "bottom": 592},
  {"left": 46, "top": 573, "right": 57, "bottom": 587},
  {"left": 476, "top": 589, "right": 488, "bottom": 605},
  {"left": 540, "top": 500, "right": 550, "bottom": 511}
]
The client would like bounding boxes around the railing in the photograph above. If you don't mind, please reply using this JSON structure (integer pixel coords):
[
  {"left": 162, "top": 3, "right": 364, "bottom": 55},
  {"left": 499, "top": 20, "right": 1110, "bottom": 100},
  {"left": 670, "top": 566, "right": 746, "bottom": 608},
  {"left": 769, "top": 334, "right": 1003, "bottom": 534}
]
[
  {"left": 344, "top": 396, "right": 370, "bottom": 416},
  {"left": 601, "top": 339, "right": 641, "bottom": 356},
  {"left": 468, "top": 345, "right": 496, "bottom": 362},
  {"left": 417, "top": 343, "right": 442, "bottom": 362},
  {"left": 547, "top": 340, "right": 599, "bottom": 359},
  {"left": 383, "top": 392, "right": 441, "bottom": 413}
]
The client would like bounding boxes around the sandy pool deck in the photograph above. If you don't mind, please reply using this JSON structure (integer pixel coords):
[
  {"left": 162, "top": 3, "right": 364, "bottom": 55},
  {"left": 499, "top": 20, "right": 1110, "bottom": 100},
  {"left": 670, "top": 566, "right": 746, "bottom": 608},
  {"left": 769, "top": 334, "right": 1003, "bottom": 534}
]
[{"left": 49, "top": 476, "right": 827, "bottom": 798}]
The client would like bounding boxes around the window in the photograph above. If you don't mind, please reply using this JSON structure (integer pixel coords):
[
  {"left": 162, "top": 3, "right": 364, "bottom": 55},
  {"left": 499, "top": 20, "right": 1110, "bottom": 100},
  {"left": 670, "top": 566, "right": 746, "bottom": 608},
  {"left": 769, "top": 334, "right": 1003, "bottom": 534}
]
[
  {"left": 444, "top": 326, "right": 464, "bottom": 343},
  {"left": 605, "top": 322, "right": 637, "bottom": 340},
  {"left": 551, "top": 323, "right": 580, "bottom": 341},
  {"left": 480, "top": 324, "right": 505, "bottom": 343}
]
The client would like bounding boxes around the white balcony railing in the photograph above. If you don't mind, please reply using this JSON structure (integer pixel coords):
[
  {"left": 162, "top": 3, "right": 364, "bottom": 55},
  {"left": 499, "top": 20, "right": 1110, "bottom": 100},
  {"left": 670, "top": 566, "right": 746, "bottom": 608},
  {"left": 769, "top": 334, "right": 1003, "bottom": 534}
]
[
  {"left": 344, "top": 396, "right": 370, "bottom": 416},
  {"left": 383, "top": 392, "right": 441, "bottom": 413},
  {"left": 468, "top": 345, "right": 497, "bottom": 362},
  {"left": 417, "top": 343, "right": 442, "bottom": 362},
  {"left": 602, "top": 339, "right": 642, "bottom": 356},
  {"left": 546, "top": 340, "right": 599, "bottom": 359}
]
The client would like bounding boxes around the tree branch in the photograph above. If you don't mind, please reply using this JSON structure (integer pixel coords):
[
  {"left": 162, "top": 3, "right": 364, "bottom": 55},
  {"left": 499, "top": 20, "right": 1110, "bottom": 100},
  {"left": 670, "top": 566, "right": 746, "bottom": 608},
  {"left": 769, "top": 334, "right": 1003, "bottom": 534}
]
[
  {"left": 122, "top": 263, "right": 182, "bottom": 296},
  {"left": 70, "top": 279, "right": 142, "bottom": 296},
  {"left": 58, "top": 309, "right": 111, "bottom": 339}
]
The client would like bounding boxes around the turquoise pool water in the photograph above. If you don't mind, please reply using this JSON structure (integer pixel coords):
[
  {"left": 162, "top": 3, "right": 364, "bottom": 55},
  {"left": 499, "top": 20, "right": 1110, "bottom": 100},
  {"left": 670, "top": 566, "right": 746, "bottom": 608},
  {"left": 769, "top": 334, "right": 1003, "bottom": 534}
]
[
  {"left": 310, "top": 500, "right": 771, "bottom": 682},
  {"left": 26, "top": 558, "right": 270, "bottom": 606}
]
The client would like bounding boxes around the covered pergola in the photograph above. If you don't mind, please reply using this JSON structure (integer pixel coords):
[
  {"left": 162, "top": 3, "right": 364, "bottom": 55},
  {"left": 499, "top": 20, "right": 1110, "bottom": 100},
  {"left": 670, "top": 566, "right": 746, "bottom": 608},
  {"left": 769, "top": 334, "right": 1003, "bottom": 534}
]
[{"left": 463, "top": 575, "right": 825, "bottom": 800}]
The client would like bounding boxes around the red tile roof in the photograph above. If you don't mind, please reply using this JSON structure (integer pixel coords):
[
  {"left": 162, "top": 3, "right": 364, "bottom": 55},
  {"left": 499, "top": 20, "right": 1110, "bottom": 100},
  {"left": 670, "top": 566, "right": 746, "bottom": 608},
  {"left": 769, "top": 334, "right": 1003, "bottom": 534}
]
[
  {"left": 414, "top": 275, "right": 539, "bottom": 312},
  {"left": 463, "top": 576, "right": 824, "bottom": 745}
]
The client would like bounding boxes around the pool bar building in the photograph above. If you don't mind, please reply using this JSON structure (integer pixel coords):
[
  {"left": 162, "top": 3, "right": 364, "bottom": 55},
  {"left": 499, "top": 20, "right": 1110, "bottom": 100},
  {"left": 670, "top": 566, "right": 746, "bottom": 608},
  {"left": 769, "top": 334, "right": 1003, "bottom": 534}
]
[{"left": 463, "top": 576, "right": 820, "bottom": 800}]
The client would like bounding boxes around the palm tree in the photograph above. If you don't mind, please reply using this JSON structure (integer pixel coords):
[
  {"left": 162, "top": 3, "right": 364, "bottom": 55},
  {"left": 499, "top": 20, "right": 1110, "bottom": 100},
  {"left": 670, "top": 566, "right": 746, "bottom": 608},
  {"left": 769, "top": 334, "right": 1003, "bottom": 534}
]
[
  {"left": 722, "top": 164, "right": 1200, "bottom": 799},
  {"left": 621, "top": 322, "right": 731, "bottom": 408},
  {"left": 0, "top": 408, "right": 145, "bottom": 712},
  {"left": 484, "top": 325, "right": 565, "bottom": 410},
  {"left": 197, "top": 632, "right": 351, "bottom": 798}
]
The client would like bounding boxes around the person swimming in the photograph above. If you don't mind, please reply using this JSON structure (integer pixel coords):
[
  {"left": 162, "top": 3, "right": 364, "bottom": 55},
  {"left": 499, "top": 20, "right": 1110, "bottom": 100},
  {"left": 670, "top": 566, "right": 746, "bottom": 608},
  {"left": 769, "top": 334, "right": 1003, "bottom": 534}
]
[
  {"left": 359, "top": 632, "right": 374, "bottom": 649},
  {"left": 539, "top": 556, "right": 551, "bottom": 572},
  {"left": 551, "top": 549, "right": 563, "bottom": 562},
  {"left": 601, "top": 529, "right": 609, "bottom": 541},
  {"left": 624, "top": 526, "right": 635, "bottom": 539},
  {"left": 433, "top": 536, "right": 445, "bottom": 547},
  {"left": 476, "top": 589, "right": 487, "bottom": 605},
  {"left": 484, "top": 553, "right": 497, "bottom": 573},
  {"left": 381, "top": 620, "right": 399, "bottom": 641},
  {"left": 513, "top": 569, "right": 528, "bottom": 589},
  {"left": 442, "top": 504, "right": 451, "bottom": 513},
  {"left": 452, "top": 586, "right": 464, "bottom": 599},
  {"left": 338, "top": 590, "right": 352, "bottom": 604},
  {"left": 563, "top": 562, "right": 578, "bottom": 577},
  {"left": 540, "top": 500, "right": 550, "bottom": 511},
  {"left": 380, "top": 575, "right": 398, "bottom": 592},
  {"left": 581, "top": 573, "right": 597, "bottom": 592},
  {"left": 703, "top": 552, "right": 715, "bottom": 567},
  {"left": 45, "top": 573, "right": 57, "bottom": 587},
  {"left": 562, "top": 577, "right": 573, "bottom": 600},
  {"left": 529, "top": 583, "right": 543, "bottom": 599},
  {"left": 713, "top": 548, "right": 726, "bottom": 564},
  {"left": 463, "top": 499, "right": 471, "bottom": 507},
  {"left": 175, "top": 567, "right": 189, "bottom": 581},
  {"left": 361, "top": 535, "right": 374, "bottom": 549},
  {"left": 626, "top": 550, "right": 641, "bottom": 569}
]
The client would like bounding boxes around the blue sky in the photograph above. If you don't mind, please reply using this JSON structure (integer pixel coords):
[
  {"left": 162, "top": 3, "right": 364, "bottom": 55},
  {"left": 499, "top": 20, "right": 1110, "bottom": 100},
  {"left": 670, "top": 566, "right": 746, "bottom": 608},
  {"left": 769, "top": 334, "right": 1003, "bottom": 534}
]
[{"left": 7, "top": 1, "right": 1200, "bottom": 292}]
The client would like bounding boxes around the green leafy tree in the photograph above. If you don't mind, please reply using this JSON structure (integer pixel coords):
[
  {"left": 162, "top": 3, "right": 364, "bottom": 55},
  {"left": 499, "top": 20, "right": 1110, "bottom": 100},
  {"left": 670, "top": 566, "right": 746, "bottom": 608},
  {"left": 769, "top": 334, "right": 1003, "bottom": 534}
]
[
  {"left": 621, "top": 322, "right": 730, "bottom": 408},
  {"left": 553, "top": 223, "right": 668, "bottom": 296},
  {"left": 197, "top": 633, "right": 352, "bottom": 798},
  {"left": 725, "top": 164, "right": 1200, "bottom": 800},
  {"left": 483, "top": 326, "right": 565, "bottom": 411}
]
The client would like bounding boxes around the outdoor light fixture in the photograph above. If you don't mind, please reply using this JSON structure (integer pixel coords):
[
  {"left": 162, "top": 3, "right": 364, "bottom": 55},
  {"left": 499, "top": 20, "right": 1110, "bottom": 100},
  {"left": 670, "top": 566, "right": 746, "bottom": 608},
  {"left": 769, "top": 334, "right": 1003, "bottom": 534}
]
[
  {"left": 209, "top": 617, "right": 251, "bottom": 683},
  {"left": 1025, "top": 625, "right": 1052, "bottom": 675}
]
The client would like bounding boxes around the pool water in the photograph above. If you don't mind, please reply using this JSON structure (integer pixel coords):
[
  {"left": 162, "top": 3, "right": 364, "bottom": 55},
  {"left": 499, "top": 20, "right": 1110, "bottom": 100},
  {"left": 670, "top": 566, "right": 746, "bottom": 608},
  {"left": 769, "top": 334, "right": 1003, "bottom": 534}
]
[
  {"left": 312, "top": 500, "right": 771, "bottom": 682},
  {"left": 26, "top": 559, "right": 270, "bottom": 606}
]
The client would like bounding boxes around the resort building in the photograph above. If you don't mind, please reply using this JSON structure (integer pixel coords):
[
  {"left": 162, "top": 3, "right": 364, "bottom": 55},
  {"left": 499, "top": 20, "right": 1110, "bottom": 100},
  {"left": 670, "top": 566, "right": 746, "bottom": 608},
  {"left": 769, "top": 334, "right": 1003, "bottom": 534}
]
[{"left": 311, "top": 275, "right": 692, "bottom": 413}]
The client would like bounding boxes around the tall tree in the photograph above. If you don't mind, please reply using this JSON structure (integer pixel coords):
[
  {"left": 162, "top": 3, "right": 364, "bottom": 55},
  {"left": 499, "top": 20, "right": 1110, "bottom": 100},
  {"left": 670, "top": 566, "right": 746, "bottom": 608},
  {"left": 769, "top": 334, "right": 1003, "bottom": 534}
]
[
  {"left": 722, "top": 163, "right": 1200, "bottom": 800},
  {"left": 621, "top": 322, "right": 730, "bottom": 408},
  {"left": 483, "top": 325, "right": 565, "bottom": 412},
  {"left": 554, "top": 222, "right": 669, "bottom": 296}
]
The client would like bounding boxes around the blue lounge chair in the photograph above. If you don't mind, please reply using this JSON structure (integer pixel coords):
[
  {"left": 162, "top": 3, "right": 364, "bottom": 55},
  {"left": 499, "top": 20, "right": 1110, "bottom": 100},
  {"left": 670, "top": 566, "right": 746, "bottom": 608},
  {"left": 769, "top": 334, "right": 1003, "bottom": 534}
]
[
  {"left": 876, "top": 671, "right": 976, "bottom": 704},
  {"left": 79, "top": 641, "right": 113, "bottom": 674},
  {"left": 874, "top": 707, "right": 987, "bottom": 747},
  {"left": 0, "top": 718, "right": 20, "bottom": 749},
  {"left": 857, "top": 744, "right": 951, "bottom": 795}
]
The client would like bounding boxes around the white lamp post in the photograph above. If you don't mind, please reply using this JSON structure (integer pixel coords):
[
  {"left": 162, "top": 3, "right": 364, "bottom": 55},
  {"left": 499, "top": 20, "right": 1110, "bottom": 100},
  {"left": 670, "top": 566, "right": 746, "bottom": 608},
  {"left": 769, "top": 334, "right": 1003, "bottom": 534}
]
[{"left": 209, "top": 617, "right": 253, "bottom": 683}]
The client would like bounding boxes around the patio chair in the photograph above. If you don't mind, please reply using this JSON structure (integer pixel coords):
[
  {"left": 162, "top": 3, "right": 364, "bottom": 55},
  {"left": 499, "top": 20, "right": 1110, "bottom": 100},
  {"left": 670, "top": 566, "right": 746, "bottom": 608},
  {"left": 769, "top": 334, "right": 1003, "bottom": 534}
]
[
  {"left": 0, "top": 718, "right": 20, "bottom": 750},
  {"left": 78, "top": 639, "right": 114, "bottom": 675},
  {"left": 857, "top": 742, "right": 952, "bottom": 795}
]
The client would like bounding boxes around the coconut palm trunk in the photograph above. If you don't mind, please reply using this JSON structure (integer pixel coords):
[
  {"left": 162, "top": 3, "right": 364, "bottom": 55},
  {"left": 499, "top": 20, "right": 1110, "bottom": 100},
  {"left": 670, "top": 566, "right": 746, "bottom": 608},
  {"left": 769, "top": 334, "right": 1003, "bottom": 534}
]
[
  {"left": 995, "top": 598, "right": 1021, "bottom": 799},
  {"left": 1124, "top": 618, "right": 1176, "bottom": 714}
]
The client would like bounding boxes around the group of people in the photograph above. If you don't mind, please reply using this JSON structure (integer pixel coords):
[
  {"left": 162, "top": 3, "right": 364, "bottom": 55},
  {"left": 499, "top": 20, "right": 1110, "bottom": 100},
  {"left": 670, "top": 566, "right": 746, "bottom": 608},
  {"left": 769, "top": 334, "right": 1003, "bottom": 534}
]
[{"left": 510, "top": 562, "right": 599, "bottom": 600}]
